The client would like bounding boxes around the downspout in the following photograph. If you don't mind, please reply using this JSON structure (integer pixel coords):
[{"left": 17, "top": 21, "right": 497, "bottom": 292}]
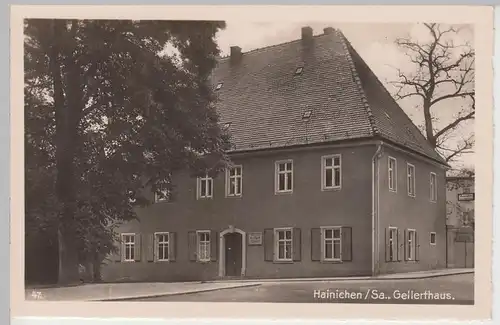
[{"left": 371, "top": 142, "right": 384, "bottom": 275}]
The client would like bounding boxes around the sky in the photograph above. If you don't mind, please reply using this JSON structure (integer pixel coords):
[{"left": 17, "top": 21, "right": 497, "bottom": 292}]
[{"left": 214, "top": 22, "right": 474, "bottom": 170}]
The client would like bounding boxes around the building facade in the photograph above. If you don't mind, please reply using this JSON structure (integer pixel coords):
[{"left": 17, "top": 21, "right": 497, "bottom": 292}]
[{"left": 101, "top": 26, "right": 448, "bottom": 282}]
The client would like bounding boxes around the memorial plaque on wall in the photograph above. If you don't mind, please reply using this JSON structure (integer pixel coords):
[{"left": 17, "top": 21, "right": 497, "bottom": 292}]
[{"left": 248, "top": 232, "right": 263, "bottom": 245}]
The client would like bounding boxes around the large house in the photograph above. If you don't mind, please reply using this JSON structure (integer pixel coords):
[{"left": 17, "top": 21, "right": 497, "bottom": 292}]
[{"left": 102, "top": 26, "right": 448, "bottom": 282}]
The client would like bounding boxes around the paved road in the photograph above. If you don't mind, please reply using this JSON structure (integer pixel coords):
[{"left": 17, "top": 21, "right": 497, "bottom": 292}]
[{"left": 138, "top": 273, "right": 474, "bottom": 304}]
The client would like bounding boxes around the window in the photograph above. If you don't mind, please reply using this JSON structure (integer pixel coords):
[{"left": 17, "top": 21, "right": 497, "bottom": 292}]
[
  {"left": 275, "top": 160, "right": 293, "bottom": 193},
  {"left": 226, "top": 165, "right": 242, "bottom": 197},
  {"left": 197, "top": 231, "right": 211, "bottom": 262},
  {"left": 322, "top": 227, "right": 342, "bottom": 261},
  {"left": 154, "top": 185, "right": 171, "bottom": 203},
  {"left": 388, "top": 227, "right": 398, "bottom": 262},
  {"left": 275, "top": 228, "right": 293, "bottom": 261},
  {"left": 388, "top": 157, "right": 397, "bottom": 192},
  {"left": 407, "top": 163, "right": 416, "bottom": 197},
  {"left": 322, "top": 155, "right": 341, "bottom": 190},
  {"left": 122, "top": 234, "right": 135, "bottom": 262},
  {"left": 430, "top": 172, "right": 437, "bottom": 202},
  {"left": 407, "top": 229, "right": 416, "bottom": 260},
  {"left": 197, "top": 175, "right": 213, "bottom": 199},
  {"left": 155, "top": 232, "right": 170, "bottom": 261},
  {"left": 430, "top": 232, "right": 436, "bottom": 245}
]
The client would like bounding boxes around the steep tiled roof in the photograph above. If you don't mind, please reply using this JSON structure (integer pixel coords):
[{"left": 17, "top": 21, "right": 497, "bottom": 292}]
[{"left": 212, "top": 28, "right": 447, "bottom": 165}]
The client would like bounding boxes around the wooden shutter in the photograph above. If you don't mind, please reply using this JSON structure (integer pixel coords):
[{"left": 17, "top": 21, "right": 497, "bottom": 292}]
[
  {"left": 415, "top": 231, "right": 420, "bottom": 261},
  {"left": 146, "top": 234, "right": 155, "bottom": 262},
  {"left": 169, "top": 232, "right": 177, "bottom": 262},
  {"left": 188, "top": 231, "right": 197, "bottom": 261},
  {"left": 264, "top": 228, "right": 274, "bottom": 261},
  {"left": 404, "top": 230, "right": 409, "bottom": 261},
  {"left": 385, "top": 228, "right": 391, "bottom": 262},
  {"left": 292, "top": 228, "right": 301, "bottom": 261},
  {"left": 210, "top": 230, "right": 218, "bottom": 262},
  {"left": 341, "top": 226, "right": 352, "bottom": 262},
  {"left": 397, "top": 229, "right": 403, "bottom": 262},
  {"left": 134, "top": 234, "right": 142, "bottom": 262},
  {"left": 311, "top": 228, "right": 321, "bottom": 261},
  {"left": 112, "top": 235, "right": 122, "bottom": 262}
]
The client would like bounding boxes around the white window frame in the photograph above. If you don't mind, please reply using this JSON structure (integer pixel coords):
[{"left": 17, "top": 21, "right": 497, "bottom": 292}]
[
  {"left": 155, "top": 232, "right": 170, "bottom": 261},
  {"left": 407, "top": 229, "right": 416, "bottom": 261},
  {"left": 274, "top": 227, "right": 293, "bottom": 261},
  {"left": 430, "top": 172, "right": 437, "bottom": 202},
  {"left": 388, "top": 157, "right": 397, "bottom": 192},
  {"left": 388, "top": 227, "right": 398, "bottom": 262},
  {"left": 321, "top": 155, "right": 342, "bottom": 190},
  {"left": 275, "top": 160, "right": 293, "bottom": 194},
  {"left": 407, "top": 163, "right": 416, "bottom": 197},
  {"left": 121, "top": 233, "right": 136, "bottom": 262},
  {"left": 196, "top": 230, "right": 211, "bottom": 262},
  {"left": 154, "top": 185, "right": 171, "bottom": 203},
  {"left": 321, "top": 226, "right": 342, "bottom": 262},
  {"left": 430, "top": 232, "right": 437, "bottom": 246},
  {"left": 226, "top": 165, "right": 243, "bottom": 197},
  {"left": 197, "top": 175, "right": 213, "bottom": 199}
]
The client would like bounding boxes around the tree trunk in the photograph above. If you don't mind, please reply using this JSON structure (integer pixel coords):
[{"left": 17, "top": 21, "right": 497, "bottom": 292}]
[{"left": 92, "top": 252, "right": 102, "bottom": 283}]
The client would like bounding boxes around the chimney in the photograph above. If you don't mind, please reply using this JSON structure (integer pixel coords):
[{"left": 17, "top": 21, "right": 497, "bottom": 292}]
[
  {"left": 230, "top": 46, "right": 242, "bottom": 64},
  {"left": 323, "top": 27, "right": 335, "bottom": 35},
  {"left": 301, "top": 26, "right": 313, "bottom": 42}
]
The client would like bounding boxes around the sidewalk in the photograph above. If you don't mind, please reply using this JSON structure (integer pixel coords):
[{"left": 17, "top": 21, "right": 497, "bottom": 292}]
[
  {"left": 26, "top": 281, "right": 261, "bottom": 301},
  {"left": 25, "top": 268, "right": 472, "bottom": 301}
]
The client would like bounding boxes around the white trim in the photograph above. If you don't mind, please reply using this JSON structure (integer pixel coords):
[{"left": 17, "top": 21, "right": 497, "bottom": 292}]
[
  {"left": 225, "top": 165, "right": 243, "bottom": 197},
  {"left": 274, "top": 227, "right": 293, "bottom": 261},
  {"left": 406, "top": 163, "right": 416, "bottom": 197},
  {"left": 388, "top": 156, "right": 397, "bottom": 192},
  {"left": 218, "top": 227, "right": 247, "bottom": 277},
  {"left": 121, "top": 233, "right": 136, "bottom": 262},
  {"left": 430, "top": 231, "right": 437, "bottom": 245},
  {"left": 154, "top": 232, "right": 170, "bottom": 262},
  {"left": 430, "top": 172, "right": 437, "bottom": 202},
  {"left": 274, "top": 160, "right": 293, "bottom": 194},
  {"left": 320, "top": 226, "right": 342, "bottom": 262},
  {"left": 388, "top": 226, "right": 398, "bottom": 262},
  {"left": 371, "top": 142, "right": 383, "bottom": 275},
  {"left": 197, "top": 175, "right": 213, "bottom": 199},
  {"left": 407, "top": 229, "right": 416, "bottom": 261},
  {"left": 321, "top": 154, "right": 342, "bottom": 191},
  {"left": 196, "top": 230, "right": 211, "bottom": 262}
]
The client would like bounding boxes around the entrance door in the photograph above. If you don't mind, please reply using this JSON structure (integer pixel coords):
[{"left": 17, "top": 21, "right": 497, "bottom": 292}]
[{"left": 225, "top": 232, "right": 242, "bottom": 277}]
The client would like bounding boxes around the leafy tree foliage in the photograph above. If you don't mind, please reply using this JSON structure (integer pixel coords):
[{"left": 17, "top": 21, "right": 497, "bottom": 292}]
[{"left": 25, "top": 19, "right": 230, "bottom": 284}]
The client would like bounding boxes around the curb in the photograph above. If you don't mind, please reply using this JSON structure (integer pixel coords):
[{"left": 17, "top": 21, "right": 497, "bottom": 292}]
[{"left": 90, "top": 283, "right": 262, "bottom": 302}]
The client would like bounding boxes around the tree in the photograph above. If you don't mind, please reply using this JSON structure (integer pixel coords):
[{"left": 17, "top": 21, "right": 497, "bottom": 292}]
[
  {"left": 392, "top": 23, "right": 474, "bottom": 163},
  {"left": 24, "top": 19, "right": 230, "bottom": 284}
]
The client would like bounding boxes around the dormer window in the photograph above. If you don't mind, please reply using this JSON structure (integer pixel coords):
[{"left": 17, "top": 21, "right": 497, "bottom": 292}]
[
  {"left": 215, "top": 82, "right": 223, "bottom": 90},
  {"left": 294, "top": 67, "right": 304, "bottom": 75},
  {"left": 302, "top": 109, "right": 312, "bottom": 120}
]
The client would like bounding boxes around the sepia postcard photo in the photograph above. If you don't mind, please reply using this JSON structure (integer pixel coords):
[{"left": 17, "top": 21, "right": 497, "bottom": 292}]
[{"left": 10, "top": 4, "right": 493, "bottom": 321}]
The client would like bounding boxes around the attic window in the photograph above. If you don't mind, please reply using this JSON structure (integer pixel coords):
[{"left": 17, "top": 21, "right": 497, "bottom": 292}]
[
  {"left": 222, "top": 122, "right": 232, "bottom": 130},
  {"left": 295, "top": 67, "right": 304, "bottom": 75},
  {"left": 302, "top": 109, "right": 312, "bottom": 120},
  {"left": 384, "top": 112, "right": 391, "bottom": 119},
  {"left": 215, "top": 83, "right": 223, "bottom": 90}
]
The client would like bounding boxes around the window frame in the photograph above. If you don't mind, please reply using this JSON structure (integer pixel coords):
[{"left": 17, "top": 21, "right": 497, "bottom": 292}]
[
  {"left": 321, "top": 154, "right": 342, "bottom": 191},
  {"left": 275, "top": 160, "right": 294, "bottom": 194},
  {"left": 388, "top": 157, "right": 397, "bottom": 192},
  {"left": 274, "top": 227, "right": 293, "bottom": 262},
  {"left": 407, "top": 163, "right": 416, "bottom": 197},
  {"left": 430, "top": 232, "right": 437, "bottom": 246},
  {"left": 407, "top": 229, "right": 416, "bottom": 261},
  {"left": 197, "top": 174, "right": 214, "bottom": 199},
  {"left": 430, "top": 172, "right": 437, "bottom": 202},
  {"left": 196, "top": 230, "right": 211, "bottom": 262},
  {"left": 225, "top": 165, "right": 243, "bottom": 197},
  {"left": 121, "top": 233, "right": 136, "bottom": 262},
  {"left": 321, "top": 226, "right": 342, "bottom": 262},
  {"left": 388, "top": 227, "right": 398, "bottom": 262},
  {"left": 154, "top": 232, "right": 170, "bottom": 262},
  {"left": 154, "top": 185, "right": 171, "bottom": 203}
]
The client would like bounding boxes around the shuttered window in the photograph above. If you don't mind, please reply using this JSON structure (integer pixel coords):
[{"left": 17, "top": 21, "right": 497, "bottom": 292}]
[
  {"left": 405, "top": 229, "right": 419, "bottom": 261},
  {"left": 197, "top": 231, "right": 211, "bottom": 262},
  {"left": 275, "top": 228, "right": 293, "bottom": 261},
  {"left": 264, "top": 228, "right": 301, "bottom": 262},
  {"left": 122, "top": 233, "right": 136, "bottom": 262},
  {"left": 155, "top": 232, "right": 169, "bottom": 261},
  {"left": 311, "top": 226, "right": 352, "bottom": 262},
  {"left": 385, "top": 227, "right": 398, "bottom": 262}
]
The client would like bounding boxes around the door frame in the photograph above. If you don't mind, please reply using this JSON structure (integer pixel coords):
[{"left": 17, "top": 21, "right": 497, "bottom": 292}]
[{"left": 218, "top": 227, "right": 246, "bottom": 277}]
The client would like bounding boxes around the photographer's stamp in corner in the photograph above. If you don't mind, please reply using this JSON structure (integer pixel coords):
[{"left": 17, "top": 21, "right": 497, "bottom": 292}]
[{"left": 10, "top": 4, "right": 493, "bottom": 321}]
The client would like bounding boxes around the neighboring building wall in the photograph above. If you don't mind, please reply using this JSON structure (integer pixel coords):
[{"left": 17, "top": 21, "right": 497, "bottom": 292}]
[
  {"left": 446, "top": 177, "right": 475, "bottom": 227},
  {"left": 376, "top": 145, "right": 447, "bottom": 274},
  {"left": 101, "top": 143, "right": 377, "bottom": 282}
]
